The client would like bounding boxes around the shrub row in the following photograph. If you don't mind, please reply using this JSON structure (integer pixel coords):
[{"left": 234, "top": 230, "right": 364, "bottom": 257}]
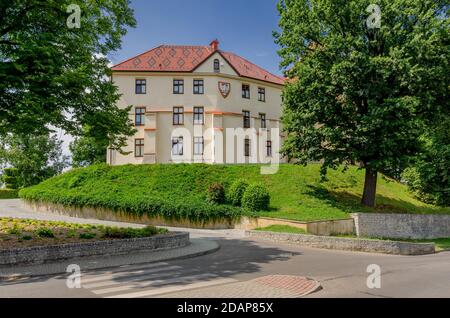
[
  {"left": 216, "top": 179, "right": 271, "bottom": 212},
  {"left": 0, "top": 189, "right": 19, "bottom": 199},
  {"left": 19, "top": 187, "right": 243, "bottom": 223}
]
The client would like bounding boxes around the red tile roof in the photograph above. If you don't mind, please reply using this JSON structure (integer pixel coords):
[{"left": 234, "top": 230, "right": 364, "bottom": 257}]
[{"left": 111, "top": 43, "right": 285, "bottom": 85}]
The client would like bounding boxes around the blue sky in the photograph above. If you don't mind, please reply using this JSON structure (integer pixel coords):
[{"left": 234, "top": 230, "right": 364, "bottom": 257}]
[{"left": 108, "top": 0, "right": 283, "bottom": 76}]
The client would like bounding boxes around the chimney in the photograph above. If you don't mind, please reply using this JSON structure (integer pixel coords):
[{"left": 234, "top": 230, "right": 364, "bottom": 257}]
[{"left": 210, "top": 39, "right": 219, "bottom": 51}]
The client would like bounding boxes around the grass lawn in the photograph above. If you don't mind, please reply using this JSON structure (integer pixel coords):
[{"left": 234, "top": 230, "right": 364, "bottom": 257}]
[
  {"left": 0, "top": 217, "right": 167, "bottom": 249},
  {"left": 19, "top": 163, "right": 450, "bottom": 222},
  {"left": 255, "top": 225, "right": 307, "bottom": 234}
]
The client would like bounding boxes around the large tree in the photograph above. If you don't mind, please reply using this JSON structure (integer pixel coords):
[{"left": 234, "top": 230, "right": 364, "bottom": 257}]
[
  {"left": 275, "top": 0, "right": 449, "bottom": 207},
  {"left": 0, "top": 133, "right": 69, "bottom": 187},
  {"left": 0, "top": 0, "right": 136, "bottom": 152}
]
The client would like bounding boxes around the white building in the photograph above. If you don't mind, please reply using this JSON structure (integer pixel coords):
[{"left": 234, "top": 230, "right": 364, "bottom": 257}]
[{"left": 108, "top": 40, "right": 285, "bottom": 165}]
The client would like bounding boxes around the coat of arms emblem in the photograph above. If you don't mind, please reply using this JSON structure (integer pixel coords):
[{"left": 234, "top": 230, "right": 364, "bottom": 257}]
[{"left": 218, "top": 81, "right": 231, "bottom": 98}]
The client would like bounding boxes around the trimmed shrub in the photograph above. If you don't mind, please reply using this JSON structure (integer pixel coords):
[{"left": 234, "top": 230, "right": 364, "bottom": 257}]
[
  {"left": 36, "top": 227, "right": 55, "bottom": 238},
  {"left": 227, "top": 179, "right": 248, "bottom": 206},
  {"left": 206, "top": 183, "right": 225, "bottom": 204},
  {"left": 242, "top": 183, "right": 270, "bottom": 211}
]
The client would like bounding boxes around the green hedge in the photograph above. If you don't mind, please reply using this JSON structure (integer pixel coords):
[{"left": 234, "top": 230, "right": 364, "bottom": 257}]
[
  {"left": 0, "top": 189, "right": 19, "bottom": 199},
  {"left": 19, "top": 164, "right": 245, "bottom": 223}
]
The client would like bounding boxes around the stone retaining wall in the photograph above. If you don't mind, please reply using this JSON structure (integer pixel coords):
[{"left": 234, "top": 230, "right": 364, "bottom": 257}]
[
  {"left": 238, "top": 217, "right": 355, "bottom": 236},
  {"left": 352, "top": 213, "right": 450, "bottom": 239},
  {"left": 0, "top": 232, "right": 189, "bottom": 266},
  {"left": 246, "top": 230, "right": 435, "bottom": 255}
]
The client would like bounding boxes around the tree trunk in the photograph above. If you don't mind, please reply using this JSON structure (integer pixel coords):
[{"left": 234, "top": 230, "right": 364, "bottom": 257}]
[{"left": 361, "top": 168, "right": 377, "bottom": 207}]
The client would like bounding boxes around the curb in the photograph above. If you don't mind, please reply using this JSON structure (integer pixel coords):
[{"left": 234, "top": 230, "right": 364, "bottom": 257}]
[
  {"left": 246, "top": 230, "right": 436, "bottom": 256},
  {"left": 0, "top": 238, "right": 220, "bottom": 281},
  {"left": 301, "top": 279, "right": 322, "bottom": 297}
]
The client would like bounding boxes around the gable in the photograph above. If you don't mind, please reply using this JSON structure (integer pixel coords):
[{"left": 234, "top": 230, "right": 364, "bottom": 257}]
[{"left": 193, "top": 52, "right": 238, "bottom": 76}]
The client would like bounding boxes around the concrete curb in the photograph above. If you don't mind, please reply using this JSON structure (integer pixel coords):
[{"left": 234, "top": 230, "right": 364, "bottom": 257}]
[
  {"left": 0, "top": 232, "right": 189, "bottom": 266},
  {"left": 246, "top": 231, "right": 436, "bottom": 255},
  {"left": 0, "top": 238, "right": 219, "bottom": 281}
]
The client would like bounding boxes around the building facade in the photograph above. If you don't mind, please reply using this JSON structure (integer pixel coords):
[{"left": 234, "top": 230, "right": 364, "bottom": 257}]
[{"left": 108, "top": 40, "right": 285, "bottom": 165}]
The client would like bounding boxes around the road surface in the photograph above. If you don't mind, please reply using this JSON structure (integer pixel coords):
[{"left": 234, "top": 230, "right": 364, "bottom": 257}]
[{"left": 1, "top": 199, "right": 449, "bottom": 298}]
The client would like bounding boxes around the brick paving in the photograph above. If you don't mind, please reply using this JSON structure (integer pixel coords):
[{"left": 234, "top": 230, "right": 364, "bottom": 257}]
[{"left": 156, "top": 275, "right": 321, "bottom": 298}]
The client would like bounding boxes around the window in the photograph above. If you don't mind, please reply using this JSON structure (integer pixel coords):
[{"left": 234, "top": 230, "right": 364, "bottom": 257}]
[
  {"left": 135, "top": 107, "right": 146, "bottom": 126},
  {"left": 258, "top": 87, "right": 266, "bottom": 102},
  {"left": 172, "top": 137, "right": 183, "bottom": 156},
  {"left": 242, "top": 84, "right": 250, "bottom": 99},
  {"left": 193, "top": 79, "right": 204, "bottom": 94},
  {"left": 173, "top": 79, "right": 184, "bottom": 94},
  {"left": 243, "top": 110, "right": 251, "bottom": 128},
  {"left": 173, "top": 107, "right": 184, "bottom": 125},
  {"left": 135, "top": 139, "right": 144, "bottom": 157},
  {"left": 135, "top": 79, "right": 146, "bottom": 94},
  {"left": 260, "top": 113, "right": 266, "bottom": 129},
  {"left": 194, "top": 137, "right": 204, "bottom": 155},
  {"left": 266, "top": 140, "right": 272, "bottom": 157},
  {"left": 244, "top": 138, "right": 251, "bottom": 157},
  {"left": 214, "top": 59, "right": 220, "bottom": 73},
  {"left": 193, "top": 107, "right": 204, "bottom": 125}
]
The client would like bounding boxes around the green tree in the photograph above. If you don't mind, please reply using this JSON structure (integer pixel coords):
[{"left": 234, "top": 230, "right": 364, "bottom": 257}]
[
  {"left": 275, "top": 0, "right": 449, "bottom": 207},
  {"left": 402, "top": 116, "right": 450, "bottom": 206},
  {"left": 0, "top": 0, "right": 136, "bottom": 153},
  {"left": 1, "top": 167, "right": 19, "bottom": 189},
  {"left": 70, "top": 133, "right": 107, "bottom": 168},
  {"left": 0, "top": 133, "right": 69, "bottom": 187}
]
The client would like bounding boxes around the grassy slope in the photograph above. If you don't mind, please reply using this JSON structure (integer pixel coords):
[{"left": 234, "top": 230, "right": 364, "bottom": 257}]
[
  {"left": 255, "top": 225, "right": 307, "bottom": 234},
  {"left": 20, "top": 163, "right": 450, "bottom": 222}
]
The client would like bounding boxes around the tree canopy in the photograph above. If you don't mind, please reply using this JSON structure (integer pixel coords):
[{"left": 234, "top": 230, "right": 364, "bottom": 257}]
[
  {"left": 275, "top": 0, "right": 449, "bottom": 207},
  {"left": 0, "top": 133, "right": 69, "bottom": 188},
  {"left": 0, "top": 0, "right": 136, "bottom": 152}
]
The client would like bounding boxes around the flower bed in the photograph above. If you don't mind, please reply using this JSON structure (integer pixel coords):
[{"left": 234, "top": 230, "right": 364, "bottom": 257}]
[{"left": 0, "top": 217, "right": 167, "bottom": 249}]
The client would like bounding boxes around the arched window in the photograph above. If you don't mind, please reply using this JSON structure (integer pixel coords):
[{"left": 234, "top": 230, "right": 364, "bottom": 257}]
[{"left": 214, "top": 59, "right": 220, "bottom": 72}]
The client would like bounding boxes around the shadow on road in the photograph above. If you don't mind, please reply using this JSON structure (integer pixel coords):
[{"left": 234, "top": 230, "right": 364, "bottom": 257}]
[{"left": 0, "top": 238, "right": 301, "bottom": 289}]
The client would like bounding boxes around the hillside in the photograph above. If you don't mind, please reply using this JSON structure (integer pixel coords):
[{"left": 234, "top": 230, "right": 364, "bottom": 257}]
[{"left": 19, "top": 163, "right": 450, "bottom": 222}]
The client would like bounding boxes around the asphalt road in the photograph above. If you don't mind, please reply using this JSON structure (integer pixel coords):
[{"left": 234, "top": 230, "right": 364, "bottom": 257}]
[{"left": 1, "top": 199, "right": 450, "bottom": 298}]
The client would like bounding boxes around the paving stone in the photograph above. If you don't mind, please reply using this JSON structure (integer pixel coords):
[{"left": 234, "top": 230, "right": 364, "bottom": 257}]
[{"left": 157, "top": 275, "right": 321, "bottom": 298}]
